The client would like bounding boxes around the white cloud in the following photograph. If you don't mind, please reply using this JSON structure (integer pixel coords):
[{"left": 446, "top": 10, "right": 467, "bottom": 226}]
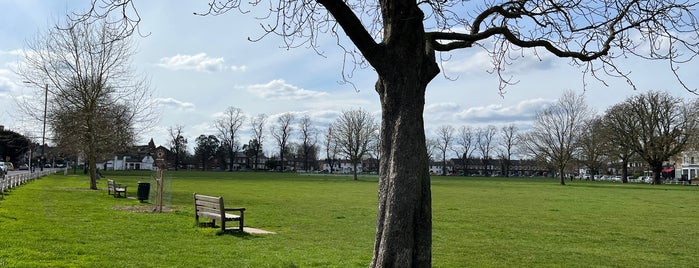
[
  {"left": 425, "top": 102, "right": 460, "bottom": 114},
  {"left": 157, "top": 53, "right": 246, "bottom": 72},
  {"left": 246, "top": 79, "right": 330, "bottom": 100},
  {"left": 455, "top": 98, "right": 554, "bottom": 123},
  {"left": 153, "top": 97, "right": 196, "bottom": 111}
]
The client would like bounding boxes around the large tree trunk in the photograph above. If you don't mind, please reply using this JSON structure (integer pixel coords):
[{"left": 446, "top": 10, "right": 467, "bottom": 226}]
[
  {"left": 370, "top": 13, "right": 439, "bottom": 264},
  {"left": 558, "top": 166, "right": 566, "bottom": 186},
  {"left": 621, "top": 159, "right": 629, "bottom": 183},
  {"left": 652, "top": 165, "right": 663, "bottom": 185},
  {"left": 372, "top": 78, "right": 433, "bottom": 267}
]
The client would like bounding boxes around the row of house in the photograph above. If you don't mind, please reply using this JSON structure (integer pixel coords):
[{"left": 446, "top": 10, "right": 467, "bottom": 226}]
[{"left": 95, "top": 139, "right": 699, "bottom": 181}]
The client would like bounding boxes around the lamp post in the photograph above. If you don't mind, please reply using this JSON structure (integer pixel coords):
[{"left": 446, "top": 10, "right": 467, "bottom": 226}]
[
  {"left": 41, "top": 83, "right": 47, "bottom": 171},
  {"left": 23, "top": 81, "right": 48, "bottom": 171}
]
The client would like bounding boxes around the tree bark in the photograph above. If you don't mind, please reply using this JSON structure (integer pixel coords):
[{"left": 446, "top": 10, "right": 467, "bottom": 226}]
[
  {"left": 370, "top": 7, "right": 439, "bottom": 264},
  {"left": 372, "top": 77, "right": 433, "bottom": 267}
]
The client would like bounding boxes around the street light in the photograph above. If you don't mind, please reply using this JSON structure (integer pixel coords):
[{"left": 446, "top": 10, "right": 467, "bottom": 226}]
[
  {"left": 40, "top": 83, "right": 47, "bottom": 171},
  {"left": 23, "top": 82, "right": 48, "bottom": 171}
]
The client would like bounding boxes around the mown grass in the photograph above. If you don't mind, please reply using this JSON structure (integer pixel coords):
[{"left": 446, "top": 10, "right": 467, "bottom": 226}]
[{"left": 0, "top": 172, "right": 698, "bottom": 267}]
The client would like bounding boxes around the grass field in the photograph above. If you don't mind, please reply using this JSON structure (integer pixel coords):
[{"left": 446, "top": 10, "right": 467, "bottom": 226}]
[{"left": 0, "top": 171, "right": 698, "bottom": 267}]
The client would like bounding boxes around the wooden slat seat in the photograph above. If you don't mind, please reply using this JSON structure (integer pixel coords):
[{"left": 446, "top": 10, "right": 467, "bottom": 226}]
[
  {"left": 107, "top": 179, "right": 127, "bottom": 198},
  {"left": 194, "top": 193, "right": 245, "bottom": 232}
]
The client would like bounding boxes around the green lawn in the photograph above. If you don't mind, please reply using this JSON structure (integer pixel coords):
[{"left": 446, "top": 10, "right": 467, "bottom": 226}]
[{"left": 0, "top": 172, "right": 697, "bottom": 267}]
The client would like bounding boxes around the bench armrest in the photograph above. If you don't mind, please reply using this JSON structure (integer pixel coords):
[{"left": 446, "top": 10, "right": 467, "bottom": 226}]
[{"left": 225, "top": 207, "right": 246, "bottom": 212}]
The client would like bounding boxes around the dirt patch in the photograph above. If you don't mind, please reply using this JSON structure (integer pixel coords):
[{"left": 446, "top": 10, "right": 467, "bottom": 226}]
[{"left": 112, "top": 205, "right": 179, "bottom": 213}]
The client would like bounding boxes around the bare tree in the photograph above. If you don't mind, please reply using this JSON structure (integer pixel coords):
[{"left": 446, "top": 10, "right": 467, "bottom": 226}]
[
  {"left": 577, "top": 116, "right": 610, "bottom": 180},
  {"left": 17, "top": 16, "right": 153, "bottom": 190},
  {"left": 215, "top": 106, "right": 246, "bottom": 171},
  {"left": 334, "top": 109, "right": 379, "bottom": 181},
  {"left": 86, "top": 0, "right": 699, "bottom": 265},
  {"left": 270, "top": 113, "right": 295, "bottom": 172},
  {"left": 298, "top": 114, "right": 318, "bottom": 171},
  {"left": 168, "top": 125, "right": 187, "bottom": 170},
  {"left": 323, "top": 124, "right": 340, "bottom": 173},
  {"left": 476, "top": 126, "right": 498, "bottom": 176},
  {"left": 604, "top": 91, "right": 698, "bottom": 184},
  {"left": 434, "top": 125, "right": 454, "bottom": 176},
  {"left": 452, "top": 126, "right": 476, "bottom": 175},
  {"left": 248, "top": 114, "right": 267, "bottom": 170},
  {"left": 498, "top": 124, "right": 519, "bottom": 177},
  {"left": 521, "top": 91, "right": 592, "bottom": 185}
]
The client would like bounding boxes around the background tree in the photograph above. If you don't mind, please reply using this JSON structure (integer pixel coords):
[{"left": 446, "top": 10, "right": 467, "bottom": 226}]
[
  {"left": 194, "top": 134, "right": 219, "bottom": 171},
  {"left": 0, "top": 128, "right": 31, "bottom": 164},
  {"left": 243, "top": 139, "right": 262, "bottom": 170},
  {"left": 215, "top": 106, "right": 246, "bottom": 171},
  {"left": 298, "top": 114, "right": 318, "bottom": 171},
  {"left": 604, "top": 91, "right": 698, "bottom": 184},
  {"left": 521, "top": 91, "right": 591, "bottom": 185},
  {"left": 577, "top": 116, "right": 609, "bottom": 179},
  {"left": 270, "top": 113, "right": 295, "bottom": 172},
  {"left": 88, "top": 0, "right": 699, "bottom": 265},
  {"left": 17, "top": 17, "right": 153, "bottom": 190},
  {"left": 334, "top": 109, "right": 379, "bottom": 181},
  {"left": 452, "top": 125, "right": 476, "bottom": 175},
  {"left": 476, "top": 126, "right": 498, "bottom": 176},
  {"left": 323, "top": 124, "right": 339, "bottom": 173},
  {"left": 168, "top": 125, "right": 187, "bottom": 171},
  {"left": 497, "top": 124, "right": 519, "bottom": 177},
  {"left": 249, "top": 114, "right": 267, "bottom": 171},
  {"left": 434, "top": 125, "right": 454, "bottom": 176}
]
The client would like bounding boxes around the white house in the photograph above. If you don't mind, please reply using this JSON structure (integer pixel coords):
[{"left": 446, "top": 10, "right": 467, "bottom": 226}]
[
  {"left": 680, "top": 150, "right": 699, "bottom": 180},
  {"left": 322, "top": 160, "right": 363, "bottom": 174},
  {"left": 104, "top": 155, "right": 155, "bottom": 171}
]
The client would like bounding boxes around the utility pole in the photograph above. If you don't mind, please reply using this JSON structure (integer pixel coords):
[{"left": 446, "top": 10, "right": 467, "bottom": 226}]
[{"left": 41, "top": 83, "right": 47, "bottom": 171}]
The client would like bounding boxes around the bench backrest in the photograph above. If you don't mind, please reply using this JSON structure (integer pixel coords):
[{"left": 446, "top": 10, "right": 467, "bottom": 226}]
[
  {"left": 194, "top": 193, "right": 225, "bottom": 216},
  {"left": 107, "top": 179, "right": 115, "bottom": 190}
]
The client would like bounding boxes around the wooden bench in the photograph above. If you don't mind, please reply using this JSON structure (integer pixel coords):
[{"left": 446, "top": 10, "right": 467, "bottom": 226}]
[
  {"left": 194, "top": 193, "right": 245, "bottom": 232},
  {"left": 107, "top": 179, "right": 127, "bottom": 198}
]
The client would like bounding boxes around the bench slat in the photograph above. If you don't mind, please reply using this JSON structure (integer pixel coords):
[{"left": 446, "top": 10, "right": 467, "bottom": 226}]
[{"left": 194, "top": 193, "right": 245, "bottom": 232}]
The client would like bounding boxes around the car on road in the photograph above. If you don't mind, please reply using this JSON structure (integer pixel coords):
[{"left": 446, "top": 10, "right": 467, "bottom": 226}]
[
  {"left": 18, "top": 164, "right": 29, "bottom": 170},
  {"left": 0, "top": 162, "right": 6, "bottom": 174}
]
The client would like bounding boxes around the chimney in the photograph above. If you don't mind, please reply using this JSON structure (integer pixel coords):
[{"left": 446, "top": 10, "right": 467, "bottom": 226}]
[{"left": 0, "top": 125, "right": 4, "bottom": 131}]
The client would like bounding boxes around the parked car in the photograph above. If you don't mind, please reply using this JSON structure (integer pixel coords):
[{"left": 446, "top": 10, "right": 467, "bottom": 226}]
[
  {"left": 0, "top": 162, "right": 6, "bottom": 174},
  {"left": 6, "top": 162, "right": 13, "bottom": 171},
  {"left": 18, "top": 164, "right": 29, "bottom": 170}
]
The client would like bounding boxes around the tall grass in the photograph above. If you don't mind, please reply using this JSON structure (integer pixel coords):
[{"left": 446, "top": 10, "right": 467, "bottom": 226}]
[{"left": 0, "top": 172, "right": 697, "bottom": 267}]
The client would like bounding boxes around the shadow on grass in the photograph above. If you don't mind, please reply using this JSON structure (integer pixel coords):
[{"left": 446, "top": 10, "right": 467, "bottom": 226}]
[{"left": 196, "top": 222, "right": 259, "bottom": 239}]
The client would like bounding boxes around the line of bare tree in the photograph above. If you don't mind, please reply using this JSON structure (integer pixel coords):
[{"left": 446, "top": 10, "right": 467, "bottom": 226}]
[
  {"left": 166, "top": 107, "right": 379, "bottom": 174},
  {"left": 429, "top": 90, "right": 699, "bottom": 186}
]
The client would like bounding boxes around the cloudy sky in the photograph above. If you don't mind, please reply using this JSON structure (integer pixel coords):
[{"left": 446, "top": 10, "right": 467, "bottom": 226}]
[{"left": 1, "top": 1, "right": 697, "bottom": 155}]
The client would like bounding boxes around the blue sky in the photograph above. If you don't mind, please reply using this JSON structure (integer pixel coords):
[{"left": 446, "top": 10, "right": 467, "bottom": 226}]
[{"left": 1, "top": 1, "right": 697, "bottom": 156}]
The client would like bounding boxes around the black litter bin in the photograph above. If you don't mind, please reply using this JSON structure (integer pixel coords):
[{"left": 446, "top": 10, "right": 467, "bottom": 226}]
[{"left": 137, "top": 182, "right": 150, "bottom": 203}]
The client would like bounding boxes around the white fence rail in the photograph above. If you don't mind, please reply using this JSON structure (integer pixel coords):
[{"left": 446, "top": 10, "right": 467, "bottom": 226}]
[{"left": 0, "top": 169, "right": 56, "bottom": 195}]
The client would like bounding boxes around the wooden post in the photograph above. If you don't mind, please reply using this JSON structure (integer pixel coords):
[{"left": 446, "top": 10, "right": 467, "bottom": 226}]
[{"left": 153, "top": 148, "right": 167, "bottom": 213}]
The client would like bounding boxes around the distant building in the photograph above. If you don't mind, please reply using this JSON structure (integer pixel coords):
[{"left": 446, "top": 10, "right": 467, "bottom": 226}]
[{"left": 100, "top": 139, "right": 156, "bottom": 171}]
